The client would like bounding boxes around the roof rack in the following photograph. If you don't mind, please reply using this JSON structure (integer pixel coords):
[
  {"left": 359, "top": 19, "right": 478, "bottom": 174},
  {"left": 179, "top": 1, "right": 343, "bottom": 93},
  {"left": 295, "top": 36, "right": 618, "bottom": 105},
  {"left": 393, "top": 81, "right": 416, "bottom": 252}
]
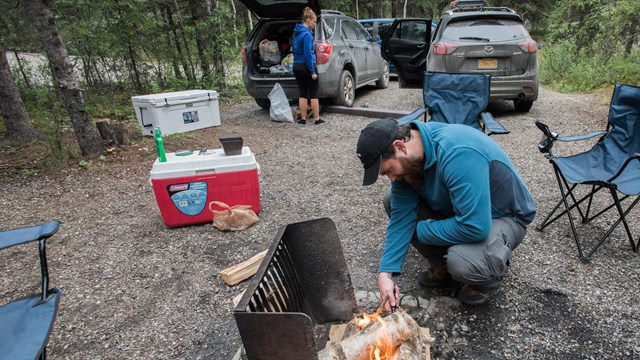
[
  {"left": 449, "top": 5, "right": 515, "bottom": 15},
  {"left": 321, "top": 10, "right": 345, "bottom": 16}
]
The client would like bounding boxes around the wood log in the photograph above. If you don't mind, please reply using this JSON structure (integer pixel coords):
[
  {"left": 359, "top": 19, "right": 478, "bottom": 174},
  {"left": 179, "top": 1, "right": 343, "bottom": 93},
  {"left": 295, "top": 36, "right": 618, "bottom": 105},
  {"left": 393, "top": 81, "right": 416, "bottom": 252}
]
[
  {"left": 96, "top": 120, "right": 115, "bottom": 146},
  {"left": 95, "top": 119, "right": 131, "bottom": 146},
  {"left": 112, "top": 122, "right": 130, "bottom": 146},
  {"left": 318, "top": 308, "right": 423, "bottom": 360},
  {"left": 219, "top": 250, "right": 267, "bottom": 286}
]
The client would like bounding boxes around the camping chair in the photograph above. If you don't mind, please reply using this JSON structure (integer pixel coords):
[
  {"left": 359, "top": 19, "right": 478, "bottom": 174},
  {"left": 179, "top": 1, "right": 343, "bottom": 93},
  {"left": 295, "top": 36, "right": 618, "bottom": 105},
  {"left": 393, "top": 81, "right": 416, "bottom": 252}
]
[
  {"left": 535, "top": 83, "right": 640, "bottom": 262},
  {"left": 396, "top": 71, "right": 509, "bottom": 135},
  {"left": 0, "top": 221, "right": 62, "bottom": 359}
]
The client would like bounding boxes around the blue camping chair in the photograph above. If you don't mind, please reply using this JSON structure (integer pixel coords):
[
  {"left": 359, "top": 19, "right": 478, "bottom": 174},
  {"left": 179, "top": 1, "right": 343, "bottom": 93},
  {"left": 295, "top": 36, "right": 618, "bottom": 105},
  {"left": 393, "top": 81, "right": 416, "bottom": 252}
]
[
  {"left": 0, "top": 221, "right": 62, "bottom": 359},
  {"left": 535, "top": 83, "right": 640, "bottom": 262},
  {"left": 397, "top": 72, "right": 509, "bottom": 135}
]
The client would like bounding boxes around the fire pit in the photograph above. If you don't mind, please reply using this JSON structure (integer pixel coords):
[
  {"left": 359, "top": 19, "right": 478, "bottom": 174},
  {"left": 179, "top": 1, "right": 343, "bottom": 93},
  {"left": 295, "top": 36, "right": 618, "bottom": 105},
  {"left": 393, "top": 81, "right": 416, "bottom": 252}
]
[{"left": 234, "top": 218, "right": 358, "bottom": 359}]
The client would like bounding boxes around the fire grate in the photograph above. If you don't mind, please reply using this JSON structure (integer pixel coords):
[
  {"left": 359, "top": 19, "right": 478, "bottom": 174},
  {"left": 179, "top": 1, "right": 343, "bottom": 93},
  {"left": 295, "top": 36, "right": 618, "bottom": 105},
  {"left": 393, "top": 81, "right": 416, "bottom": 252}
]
[{"left": 234, "top": 218, "right": 357, "bottom": 359}]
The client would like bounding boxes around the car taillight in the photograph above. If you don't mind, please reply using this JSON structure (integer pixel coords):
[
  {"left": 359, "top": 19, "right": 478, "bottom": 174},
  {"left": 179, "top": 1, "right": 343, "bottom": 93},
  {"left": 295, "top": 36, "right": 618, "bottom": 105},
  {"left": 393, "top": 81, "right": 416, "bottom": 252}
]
[
  {"left": 518, "top": 40, "right": 537, "bottom": 53},
  {"left": 241, "top": 46, "right": 247, "bottom": 66},
  {"left": 432, "top": 42, "right": 459, "bottom": 55},
  {"left": 316, "top": 42, "right": 333, "bottom": 65}
]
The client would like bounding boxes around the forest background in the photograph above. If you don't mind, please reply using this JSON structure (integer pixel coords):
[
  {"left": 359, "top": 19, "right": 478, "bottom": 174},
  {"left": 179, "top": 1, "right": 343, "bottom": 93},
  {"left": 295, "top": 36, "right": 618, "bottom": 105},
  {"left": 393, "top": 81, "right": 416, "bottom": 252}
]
[{"left": 0, "top": 0, "right": 638, "bottom": 159}]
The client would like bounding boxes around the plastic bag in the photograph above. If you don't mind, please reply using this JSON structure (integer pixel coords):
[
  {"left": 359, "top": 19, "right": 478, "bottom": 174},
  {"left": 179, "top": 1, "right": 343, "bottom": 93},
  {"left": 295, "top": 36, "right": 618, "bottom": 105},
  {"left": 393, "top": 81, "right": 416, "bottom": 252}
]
[
  {"left": 268, "top": 83, "right": 294, "bottom": 123},
  {"left": 209, "top": 201, "right": 259, "bottom": 231},
  {"left": 281, "top": 54, "right": 294, "bottom": 74},
  {"left": 259, "top": 39, "right": 280, "bottom": 66}
]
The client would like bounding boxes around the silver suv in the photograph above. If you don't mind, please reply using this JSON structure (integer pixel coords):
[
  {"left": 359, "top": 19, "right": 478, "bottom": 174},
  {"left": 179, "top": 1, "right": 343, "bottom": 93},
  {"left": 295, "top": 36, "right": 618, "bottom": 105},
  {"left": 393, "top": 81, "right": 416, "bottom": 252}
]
[
  {"left": 382, "top": 1, "right": 538, "bottom": 112},
  {"left": 239, "top": 0, "right": 389, "bottom": 109}
]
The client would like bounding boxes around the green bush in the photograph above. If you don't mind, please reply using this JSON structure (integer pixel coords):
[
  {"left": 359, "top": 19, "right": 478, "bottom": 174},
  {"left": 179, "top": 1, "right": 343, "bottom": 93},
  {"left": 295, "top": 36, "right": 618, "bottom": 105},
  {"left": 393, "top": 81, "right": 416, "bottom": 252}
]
[{"left": 540, "top": 41, "right": 640, "bottom": 92}]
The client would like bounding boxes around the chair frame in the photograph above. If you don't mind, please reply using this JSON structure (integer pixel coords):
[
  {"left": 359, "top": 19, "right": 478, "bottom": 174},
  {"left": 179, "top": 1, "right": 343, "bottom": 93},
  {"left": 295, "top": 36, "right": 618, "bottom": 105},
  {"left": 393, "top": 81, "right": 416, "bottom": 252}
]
[
  {"left": 0, "top": 221, "right": 61, "bottom": 360},
  {"left": 534, "top": 84, "right": 640, "bottom": 262}
]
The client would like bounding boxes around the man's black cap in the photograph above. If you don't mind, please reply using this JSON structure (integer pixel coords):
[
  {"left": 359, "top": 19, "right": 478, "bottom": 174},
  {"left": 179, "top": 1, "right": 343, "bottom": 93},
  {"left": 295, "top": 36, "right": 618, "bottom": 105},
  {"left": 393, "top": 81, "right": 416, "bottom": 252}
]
[{"left": 356, "top": 119, "right": 399, "bottom": 186}]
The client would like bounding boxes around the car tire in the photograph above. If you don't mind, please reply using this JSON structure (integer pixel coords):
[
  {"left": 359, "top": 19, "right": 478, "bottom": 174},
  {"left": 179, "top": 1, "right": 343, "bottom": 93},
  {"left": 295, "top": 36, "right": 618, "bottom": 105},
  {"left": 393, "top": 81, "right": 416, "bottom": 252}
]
[
  {"left": 255, "top": 98, "right": 270, "bottom": 109},
  {"left": 513, "top": 99, "right": 533, "bottom": 112},
  {"left": 376, "top": 61, "right": 390, "bottom": 89},
  {"left": 334, "top": 70, "right": 355, "bottom": 107}
]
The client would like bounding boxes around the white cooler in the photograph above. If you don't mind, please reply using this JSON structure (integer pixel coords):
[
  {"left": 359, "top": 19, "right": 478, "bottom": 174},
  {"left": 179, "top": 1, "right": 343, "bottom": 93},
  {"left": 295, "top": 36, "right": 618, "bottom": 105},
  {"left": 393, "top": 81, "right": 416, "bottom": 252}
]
[{"left": 132, "top": 90, "right": 221, "bottom": 136}]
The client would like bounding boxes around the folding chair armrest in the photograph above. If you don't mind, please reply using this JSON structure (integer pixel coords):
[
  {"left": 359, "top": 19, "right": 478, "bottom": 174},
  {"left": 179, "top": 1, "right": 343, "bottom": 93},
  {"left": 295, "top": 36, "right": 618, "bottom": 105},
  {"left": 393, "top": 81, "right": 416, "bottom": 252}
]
[
  {"left": 396, "top": 107, "right": 428, "bottom": 125},
  {"left": 481, "top": 112, "right": 509, "bottom": 135},
  {"left": 556, "top": 131, "right": 608, "bottom": 142},
  {"left": 607, "top": 153, "right": 640, "bottom": 182},
  {"left": 0, "top": 221, "right": 60, "bottom": 250}
]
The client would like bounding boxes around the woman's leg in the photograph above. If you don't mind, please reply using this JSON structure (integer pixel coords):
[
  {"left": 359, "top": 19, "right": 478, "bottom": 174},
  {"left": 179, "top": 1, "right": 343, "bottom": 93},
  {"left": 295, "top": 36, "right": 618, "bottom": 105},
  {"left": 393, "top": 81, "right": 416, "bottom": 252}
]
[
  {"left": 299, "top": 98, "right": 308, "bottom": 120},
  {"left": 310, "top": 98, "right": 320, "bottom": 121}
]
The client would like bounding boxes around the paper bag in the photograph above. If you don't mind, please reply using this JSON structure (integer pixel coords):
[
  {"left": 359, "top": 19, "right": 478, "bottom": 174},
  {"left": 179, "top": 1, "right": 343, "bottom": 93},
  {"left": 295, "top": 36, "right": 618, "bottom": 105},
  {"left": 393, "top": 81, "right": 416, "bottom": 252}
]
[{"left": 209, "top": 201, "right": 259, "bottom": 231}]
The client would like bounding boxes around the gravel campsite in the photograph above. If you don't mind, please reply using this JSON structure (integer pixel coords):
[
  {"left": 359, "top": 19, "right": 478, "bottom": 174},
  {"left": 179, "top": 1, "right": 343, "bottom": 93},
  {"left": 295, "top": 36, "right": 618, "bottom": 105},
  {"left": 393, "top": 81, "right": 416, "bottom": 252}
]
[{"left": 1, "top": 81, "right": 639, "bottom": 359}]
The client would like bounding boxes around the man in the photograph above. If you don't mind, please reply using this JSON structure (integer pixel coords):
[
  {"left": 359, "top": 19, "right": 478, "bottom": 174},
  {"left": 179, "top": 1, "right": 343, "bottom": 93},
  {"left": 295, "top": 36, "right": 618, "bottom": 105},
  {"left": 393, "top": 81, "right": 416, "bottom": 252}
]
[{"left": 356, "top": 119, "right": 536, "bottom": 309}]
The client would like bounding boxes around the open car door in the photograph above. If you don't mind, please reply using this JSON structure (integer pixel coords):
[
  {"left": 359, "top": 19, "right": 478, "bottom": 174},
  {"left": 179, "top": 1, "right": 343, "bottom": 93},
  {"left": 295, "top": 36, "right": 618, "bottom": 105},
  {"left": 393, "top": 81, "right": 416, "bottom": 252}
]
[{"left": 381, "top": 18, "right": 432, "bottom": 88}]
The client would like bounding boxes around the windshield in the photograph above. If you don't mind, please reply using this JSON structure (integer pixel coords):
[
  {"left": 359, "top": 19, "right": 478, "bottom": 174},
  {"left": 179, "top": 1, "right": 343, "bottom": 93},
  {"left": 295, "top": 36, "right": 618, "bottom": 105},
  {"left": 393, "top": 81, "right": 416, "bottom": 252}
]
[{"left": 443, "top": 18, "right": 529, "bottom": 42}]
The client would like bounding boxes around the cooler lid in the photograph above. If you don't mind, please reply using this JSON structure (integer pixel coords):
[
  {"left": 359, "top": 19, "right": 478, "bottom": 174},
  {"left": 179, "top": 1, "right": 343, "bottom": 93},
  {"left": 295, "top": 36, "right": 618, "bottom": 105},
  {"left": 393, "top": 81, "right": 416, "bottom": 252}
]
[
  {"left": 150, "top": 147, "right": 257, "bottom": 179},
  {"left": 132, "top": 89, "right": 218, "bottom": 106}
]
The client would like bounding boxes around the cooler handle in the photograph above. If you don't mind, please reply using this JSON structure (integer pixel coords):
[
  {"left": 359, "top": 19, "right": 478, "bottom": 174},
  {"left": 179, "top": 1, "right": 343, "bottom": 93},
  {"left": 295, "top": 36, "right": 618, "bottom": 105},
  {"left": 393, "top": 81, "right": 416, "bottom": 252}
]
[{"left": 139, "top": 107, "right": 153, "bottom": 128}]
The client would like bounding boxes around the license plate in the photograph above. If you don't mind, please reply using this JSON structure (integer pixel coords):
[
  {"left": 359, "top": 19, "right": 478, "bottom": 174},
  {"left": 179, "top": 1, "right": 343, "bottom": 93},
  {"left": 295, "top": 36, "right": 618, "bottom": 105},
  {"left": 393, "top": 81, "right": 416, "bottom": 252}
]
[{"left": 478, "top": 58, "right": 497, "bottom": 69}]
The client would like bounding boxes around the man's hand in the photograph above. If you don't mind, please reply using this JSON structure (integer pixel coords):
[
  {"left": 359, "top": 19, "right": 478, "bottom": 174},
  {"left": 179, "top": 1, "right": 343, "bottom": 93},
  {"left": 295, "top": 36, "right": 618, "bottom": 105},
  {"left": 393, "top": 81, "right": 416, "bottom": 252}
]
[
  {"left": 312, "top": 73, "right": 318, "bottom": 80},
  {"left": 377, "top": 272, "right": 400, "bottom": 313}
]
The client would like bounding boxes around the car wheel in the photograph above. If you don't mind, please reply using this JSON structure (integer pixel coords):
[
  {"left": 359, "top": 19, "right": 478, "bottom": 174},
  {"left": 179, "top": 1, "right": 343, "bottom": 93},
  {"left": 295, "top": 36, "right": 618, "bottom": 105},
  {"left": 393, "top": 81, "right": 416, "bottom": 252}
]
[
  {"left": 334, "top": 70, "right": 355, "bottom": 107},
  {"left": 255, "top": 98, "right": 270, "bottom": 109},
  {"left": 376, "top": 61, "right": 389, "bottom": 89},
  {"left": 513, "top": 99, "right": 533, "bottom": 112}
]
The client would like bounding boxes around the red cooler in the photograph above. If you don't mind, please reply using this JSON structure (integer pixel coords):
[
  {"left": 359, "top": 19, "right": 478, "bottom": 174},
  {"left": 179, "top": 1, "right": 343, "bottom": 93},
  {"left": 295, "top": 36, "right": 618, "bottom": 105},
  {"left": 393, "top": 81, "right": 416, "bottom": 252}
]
[{"left": 150, "top": 147, "right": 260, "bottom": 227}]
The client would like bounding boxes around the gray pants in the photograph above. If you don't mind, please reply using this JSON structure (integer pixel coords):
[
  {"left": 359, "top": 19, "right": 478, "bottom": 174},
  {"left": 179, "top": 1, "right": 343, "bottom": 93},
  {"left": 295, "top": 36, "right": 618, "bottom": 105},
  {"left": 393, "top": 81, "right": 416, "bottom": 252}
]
[{"left": 383, "top": 190, "right": 526, "bottom": 292}]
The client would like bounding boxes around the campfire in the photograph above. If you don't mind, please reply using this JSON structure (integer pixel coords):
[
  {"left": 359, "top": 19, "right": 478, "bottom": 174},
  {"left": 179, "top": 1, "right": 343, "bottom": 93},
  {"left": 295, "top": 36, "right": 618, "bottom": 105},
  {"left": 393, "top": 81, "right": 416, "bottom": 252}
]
[
  {"left": 318, "top": 297, "right": 433, "bottom": 360},
  {"left": 232, "top": 219, "right": 433, "bottom": 360}
]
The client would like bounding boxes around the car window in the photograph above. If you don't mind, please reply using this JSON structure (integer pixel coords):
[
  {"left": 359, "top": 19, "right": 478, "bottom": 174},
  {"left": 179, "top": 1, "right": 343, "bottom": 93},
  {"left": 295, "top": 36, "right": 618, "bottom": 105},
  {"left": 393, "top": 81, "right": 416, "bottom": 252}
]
[
  {"left": 443, "top": 18, "right": 529, "bottom": 42},
  {"left": 392, "top": 21, "right": 427, "bottom": 42},
  {"left": 345, "top": 20, "right": 369, "bottom": 41},
  {"left": 378, "top": 22, "right": 392, "bottom": 39},
  {"left": 360, "top": 21, "right": 374, "bottom": 35},
  {"left": 323, "top": 17, "right": 336, "bottom": 39},
  {"left": 341, "top": 20, "right": 358, "bottom": 40},
  {"left": 342, "top": 20, "right": 368, "bottom": 41}
]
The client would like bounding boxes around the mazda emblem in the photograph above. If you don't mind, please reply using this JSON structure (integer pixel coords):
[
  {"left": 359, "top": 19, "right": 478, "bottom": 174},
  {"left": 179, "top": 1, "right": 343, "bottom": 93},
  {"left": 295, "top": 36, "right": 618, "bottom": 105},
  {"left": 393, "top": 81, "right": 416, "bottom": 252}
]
[{"left": 484, "top": 46, "right": 494, "bottom": 55}]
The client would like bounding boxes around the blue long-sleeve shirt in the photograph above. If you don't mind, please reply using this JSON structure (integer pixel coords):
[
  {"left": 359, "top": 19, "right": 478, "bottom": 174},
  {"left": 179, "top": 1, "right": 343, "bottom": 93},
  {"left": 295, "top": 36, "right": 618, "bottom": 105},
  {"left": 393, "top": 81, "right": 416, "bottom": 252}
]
[
  {"left": 293, "top": 23, "right": 316, "bottom": 75},
  {"left": 379, "top": 121, "right": 536, "bottom": 274}
]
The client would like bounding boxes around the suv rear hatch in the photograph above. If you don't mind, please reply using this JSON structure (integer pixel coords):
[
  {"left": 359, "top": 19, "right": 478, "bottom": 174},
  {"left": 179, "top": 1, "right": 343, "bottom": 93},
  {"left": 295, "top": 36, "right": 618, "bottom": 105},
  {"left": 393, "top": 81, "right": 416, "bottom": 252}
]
[
  {"left": 434, "top": 16, "right": 535, "bottom": 76},
  {"left": 239, "top": 0, "right": 320, "bottom": 19}
]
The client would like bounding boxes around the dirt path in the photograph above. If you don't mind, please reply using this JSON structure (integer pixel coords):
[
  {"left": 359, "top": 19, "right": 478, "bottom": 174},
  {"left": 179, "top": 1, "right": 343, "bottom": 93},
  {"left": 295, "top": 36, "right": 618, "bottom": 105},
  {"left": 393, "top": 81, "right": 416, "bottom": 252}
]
[{"left": 1, "top": 82, "right": 637, "bottom": 359}]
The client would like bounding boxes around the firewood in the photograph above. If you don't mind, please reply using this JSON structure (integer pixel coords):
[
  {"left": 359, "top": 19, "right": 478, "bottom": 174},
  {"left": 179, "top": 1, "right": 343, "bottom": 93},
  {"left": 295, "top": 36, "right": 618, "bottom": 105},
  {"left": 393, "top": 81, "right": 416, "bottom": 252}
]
[
  {"left": 318, "top": 308, "right": 423, "bottom": 360},
  {"left": 219, "top": 250, "right": 267, "bottom": 286},
  {"left": 231, "top": 290, "right": 246, "bottom": 307}
]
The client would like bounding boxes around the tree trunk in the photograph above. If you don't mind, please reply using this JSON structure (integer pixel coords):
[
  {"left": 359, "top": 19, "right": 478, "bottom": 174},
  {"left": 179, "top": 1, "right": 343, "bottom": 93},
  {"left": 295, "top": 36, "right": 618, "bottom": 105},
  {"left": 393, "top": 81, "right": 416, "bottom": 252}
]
[
  {"left": 164, "top": 5, "right": 192, "bottom": 83},
  {"left": 188, "top": 0, "right": 211, "bottom": 84},
  {"left": 172, "top": 0, "right": 196, "bottom": 85},
  {"left": 0, "top": 44, "right": 38, "bottom": 142},
  {"left": 25, "top": 0, "right": 102, "bottom": 156}
]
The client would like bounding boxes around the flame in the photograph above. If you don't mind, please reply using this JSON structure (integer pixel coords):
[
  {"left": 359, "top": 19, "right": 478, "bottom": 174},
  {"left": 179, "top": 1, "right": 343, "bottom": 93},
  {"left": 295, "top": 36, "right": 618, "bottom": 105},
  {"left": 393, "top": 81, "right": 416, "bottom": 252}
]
[{"left": 354, "top": 310, "right": 397, "bottom": 360}]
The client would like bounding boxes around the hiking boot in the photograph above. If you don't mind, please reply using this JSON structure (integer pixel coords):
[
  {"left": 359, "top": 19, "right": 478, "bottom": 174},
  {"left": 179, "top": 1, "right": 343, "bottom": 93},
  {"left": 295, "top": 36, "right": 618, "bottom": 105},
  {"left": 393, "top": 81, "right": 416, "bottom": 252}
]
[
  {"left": 297, "top": 119, "right": 307, "bottom": 125},
  {"left": 457, "top": 284, "right": 498, "bottom": 305},
  {"left": 314, "top": 119, "right": 325, "bottom": 125},
  {"left": 418, "top": 265, "right": 447, "bottom": 288}
]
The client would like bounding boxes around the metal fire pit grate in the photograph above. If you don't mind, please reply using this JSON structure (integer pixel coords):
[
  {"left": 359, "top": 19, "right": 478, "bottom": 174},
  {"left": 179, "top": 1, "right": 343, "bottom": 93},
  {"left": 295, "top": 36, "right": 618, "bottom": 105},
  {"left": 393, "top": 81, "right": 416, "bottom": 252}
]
[{"left": 234, "top": 218, "right": 357, "bottom": 360}]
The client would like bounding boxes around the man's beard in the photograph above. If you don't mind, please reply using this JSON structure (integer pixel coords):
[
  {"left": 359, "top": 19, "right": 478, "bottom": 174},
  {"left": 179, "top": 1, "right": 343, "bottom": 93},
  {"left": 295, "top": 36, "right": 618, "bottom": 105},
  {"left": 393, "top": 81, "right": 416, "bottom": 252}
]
[{"left": 398, "top": 155, "right": 424, "bottom": 186}]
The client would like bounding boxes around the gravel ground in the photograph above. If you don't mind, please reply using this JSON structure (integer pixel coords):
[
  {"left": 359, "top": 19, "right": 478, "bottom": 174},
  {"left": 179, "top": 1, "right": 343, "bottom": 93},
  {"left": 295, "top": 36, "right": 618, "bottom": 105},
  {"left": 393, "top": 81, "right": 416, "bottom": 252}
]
[{"left": 1, "top": 81, "right": 639, "bottom": 359}]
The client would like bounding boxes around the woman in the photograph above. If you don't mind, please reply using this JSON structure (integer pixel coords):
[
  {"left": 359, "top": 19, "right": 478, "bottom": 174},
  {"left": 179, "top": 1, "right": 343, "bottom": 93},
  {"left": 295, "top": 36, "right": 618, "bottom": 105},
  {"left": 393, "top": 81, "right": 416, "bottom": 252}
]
[{"left": 292, "top": 7, "right": 324, "bottom": 125}]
